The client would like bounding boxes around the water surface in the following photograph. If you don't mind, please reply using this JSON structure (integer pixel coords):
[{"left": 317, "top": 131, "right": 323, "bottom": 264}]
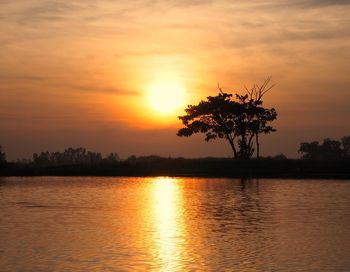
[{"left": 0, "top": 177, "right": 350, "bottom": 271}]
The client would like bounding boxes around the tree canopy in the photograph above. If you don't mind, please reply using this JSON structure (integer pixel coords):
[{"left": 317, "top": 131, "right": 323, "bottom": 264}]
[
  {"left": 33, "top": 147, "right": 119, "bottom": 166},
  {"left": 299, "top": 136, "right": 350, "bottom": 160},
  {"left": 177, "top": 78, "right": 277, "bottom": 159}
]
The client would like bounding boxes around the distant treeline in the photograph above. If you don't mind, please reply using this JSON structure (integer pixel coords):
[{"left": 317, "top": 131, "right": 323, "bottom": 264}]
[
  {"left": 0, "top": 136, "right": 349, "bottom": 178},
  {"left": 0, "top": 145, "right": 6, "bottom": 164},
  {"left": 0, "top": 135, "right": 349, "bottom": 168},
  {"left": 1, "top": 156, "right": 349, "bottom": 179},
  {"left": 1, "top": 145, "right": 350, "bottom": 178},
  {"left": 31, "top": 147, "right": 119, "bottom": 166},
  {"left": 299, "top": 135, "right": 350, "bottom": 160}
]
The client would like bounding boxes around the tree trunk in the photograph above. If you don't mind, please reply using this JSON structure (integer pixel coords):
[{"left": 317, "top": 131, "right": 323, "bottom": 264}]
[
  {"left": 248, "top": 134, "right": 255, "bottom": 159},
  {"left": 227, "top": 136, "right": 237, "bottom": 159},
  {"left": 240, "top": 136, "right": 246, "bottom": 159},
  {"left": 256, "top": 134, "right": 260, "bottom": 159}
]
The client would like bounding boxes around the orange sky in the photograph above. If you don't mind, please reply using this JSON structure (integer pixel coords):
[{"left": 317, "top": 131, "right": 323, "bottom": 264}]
[{"left": 1, "top": 0, "right": 350, "bottom": 159}]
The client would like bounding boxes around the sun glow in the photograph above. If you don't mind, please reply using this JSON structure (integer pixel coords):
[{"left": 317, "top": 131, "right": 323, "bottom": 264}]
[{"left": 146, "top": 77, "right": 186, "bottom": 115}]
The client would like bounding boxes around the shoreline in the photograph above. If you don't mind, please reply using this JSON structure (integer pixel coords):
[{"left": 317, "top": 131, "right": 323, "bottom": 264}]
[{"left": 1, "top": 158, "right": 350, "bottom": 179}]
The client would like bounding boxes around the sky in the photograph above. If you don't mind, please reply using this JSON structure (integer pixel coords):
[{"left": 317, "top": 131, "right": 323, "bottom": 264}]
[{"left": 1, "top": 0, "right": 350, "bottom": 160}]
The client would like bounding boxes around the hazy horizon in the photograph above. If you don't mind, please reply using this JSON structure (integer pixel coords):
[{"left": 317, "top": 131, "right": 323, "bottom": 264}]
[{"left": 1, "top": 0, "right": 350, "bottom": 160}]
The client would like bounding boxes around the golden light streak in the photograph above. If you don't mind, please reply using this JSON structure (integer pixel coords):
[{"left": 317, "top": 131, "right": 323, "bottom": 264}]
[{"left": 151, "top": 177, "right": 186, "bottom": 271}]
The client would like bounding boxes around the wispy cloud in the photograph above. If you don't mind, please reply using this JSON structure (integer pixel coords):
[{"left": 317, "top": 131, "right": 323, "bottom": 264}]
[
  {"left": 294, "top": 0, "right": 350, "bottom": 7},
  {"left": 1, "top": 0, "right": 350, "bottom": 158},
  {"left": 0, "top": 75, "right": 47, "bottom": 81}
]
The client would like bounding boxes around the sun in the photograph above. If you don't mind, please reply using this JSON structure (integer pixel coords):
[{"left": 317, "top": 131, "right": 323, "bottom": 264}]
[{"left": 146, "top": 78, "right": 186, "bottom": 115}]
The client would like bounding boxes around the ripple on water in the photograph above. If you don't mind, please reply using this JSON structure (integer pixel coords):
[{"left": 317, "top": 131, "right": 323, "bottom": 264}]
[{"left": 0, "top": 177, "right": 350, "bottom": 271}]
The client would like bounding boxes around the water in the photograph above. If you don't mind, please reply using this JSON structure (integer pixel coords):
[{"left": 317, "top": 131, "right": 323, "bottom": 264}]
[{"left": 0, "top": 177, "right": 350, "bottom": 272}]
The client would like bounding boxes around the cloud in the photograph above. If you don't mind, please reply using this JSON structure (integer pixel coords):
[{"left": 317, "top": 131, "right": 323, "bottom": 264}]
[
  {"left": 271, "top": 0, "right": 350, "bottom": 8},
  {"left": 300, "top": 0, "right": 350, "bottom": 7},
  {"left": 15, "top": 2, "right": 74, "bottom": 24},
  {"left": 60, "top": 83, "right": 139, "bottom": 96},
  {"left": 1, "top": 0, "right": 350, "bottom": 160},
  {"left": 0, "top": 75, "right": 47, "bottom": 81},
  {"left": 0, "top": 1, "right": 101, "bottom": 26},
  {"left": 162, "top": 0, "right": 212, "bottom": 7}
]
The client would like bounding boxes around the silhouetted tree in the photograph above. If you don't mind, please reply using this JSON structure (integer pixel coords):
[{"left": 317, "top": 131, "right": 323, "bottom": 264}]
[
  {"left": 127, "top": 155, "right": 137, "bottom": 163},
  {"left": 33, "top": 152, "right": 51, "bottom": 165},
  {"left": 32, "top": 147, "right": 115, "bottom": 166},
  {"left": 320, "top": 138, "right": 342, "bottom": 160},
  {"left": 298, "top": 141, "right": 321, "bottom": 159},
  {"left": 105, "top": 152, "right": 119, "bottom": 163},
  {"left": 299, "top": 136, "right": 350, "bottom": 159},
  {"left": 272, "top": 154, "right": 287, "bottom": 160},
  {"left": 177, "top": 78, "right": 277, "bottom": 159},
  {"left": 0, "top": 145, "right": 6, "bottom": 163},
  {"left": 342, "top": 136, "right": 350, "bottom": 158}
]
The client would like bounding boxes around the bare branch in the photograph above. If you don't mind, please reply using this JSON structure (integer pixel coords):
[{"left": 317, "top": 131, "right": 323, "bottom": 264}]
[
  {"left": 217, "top": 83, "right": 225, "bottom": 95},
  {"left": 246, "top": 77, "right": 275, "bottom": 102}
]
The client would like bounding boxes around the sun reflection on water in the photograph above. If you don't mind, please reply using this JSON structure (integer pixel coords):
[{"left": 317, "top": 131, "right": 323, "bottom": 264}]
[{"left": 151, "top": 177, "right": 186, "bottom": 271}]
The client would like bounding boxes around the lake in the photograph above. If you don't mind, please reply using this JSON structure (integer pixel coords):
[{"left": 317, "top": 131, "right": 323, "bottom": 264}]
[{"left": 0, "top": 177, "right": 349, "bottom": 271}]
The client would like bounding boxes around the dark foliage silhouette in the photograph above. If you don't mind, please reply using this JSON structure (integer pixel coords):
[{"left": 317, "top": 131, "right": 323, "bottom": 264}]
[
  {"left": 105, "top": 152, "right": 120, "bottom": 163},
  {"left": 0, "top": 145, "right": 6, "bottom": 164},
  {"left": 127, "top": 155, "right": 162, "bottom": 163},
  {"left": 266, "top": 154, "right": 287, "bottom": 160},
  {"left": 1, "top": 155, "right": 349, "bottom": 179},
  {"left": 342, "top": 136, "right": 350, "bottom": 158},
  {"left": 33, "top": 147, "right": 119, "bottom": 166},
  {"left": 177, "top": 78, "right": 277, "bottom": 159},
  {"left": 299, "top": 135, "right": 350, "bottom": 159}
]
